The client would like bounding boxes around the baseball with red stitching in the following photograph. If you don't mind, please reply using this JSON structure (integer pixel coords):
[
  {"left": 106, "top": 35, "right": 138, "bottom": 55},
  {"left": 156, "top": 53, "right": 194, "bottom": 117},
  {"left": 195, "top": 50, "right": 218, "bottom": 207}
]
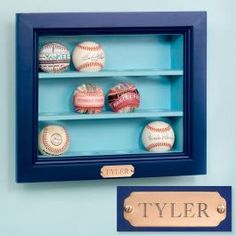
[
  {"left": 142, "top": 121, "right": 175, "bottom": 152},
  {"left": 108, "top": 83, "right": 140, "bottom": 113},
  {"left": 38, "top": 125, "right": 70, "bottom": 156},
  {"left": 72, "top": 41, "right": 105, "bottom": 72},
  {"left": 39, "top": 43, "right": 71, "bottom": 73},
  {"left": 73, "top": 83, "right": 105, "bottom": 114}
]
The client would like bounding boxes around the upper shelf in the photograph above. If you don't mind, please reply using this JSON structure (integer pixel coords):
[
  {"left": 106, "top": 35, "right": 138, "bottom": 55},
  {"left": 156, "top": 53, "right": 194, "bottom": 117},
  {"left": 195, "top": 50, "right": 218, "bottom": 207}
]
[
  {"left": 38, "top": 69, "right": 183, "bottom": 79},
  {"left": 39, "top": 109, "right": 183, "bottom": 121}
]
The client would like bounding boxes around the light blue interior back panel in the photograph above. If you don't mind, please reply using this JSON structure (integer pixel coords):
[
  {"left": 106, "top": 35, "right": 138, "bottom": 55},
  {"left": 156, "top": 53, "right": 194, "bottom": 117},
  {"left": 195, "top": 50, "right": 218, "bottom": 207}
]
[
  {"left": 38, "top": 34, "right": 184, "bottom": 157},
  {"left": 39, "top": 35, "right": 180, "bottom": 71}
]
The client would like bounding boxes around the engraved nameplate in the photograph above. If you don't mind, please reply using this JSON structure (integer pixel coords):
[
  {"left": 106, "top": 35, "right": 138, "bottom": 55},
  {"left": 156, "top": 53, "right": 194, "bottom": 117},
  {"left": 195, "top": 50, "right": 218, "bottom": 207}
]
[
  {"left": 101, "top": 165, "right": 134, "bottom": 178},
  {"left": 124, "top": 191, "right": 227, "bottom": 227}
]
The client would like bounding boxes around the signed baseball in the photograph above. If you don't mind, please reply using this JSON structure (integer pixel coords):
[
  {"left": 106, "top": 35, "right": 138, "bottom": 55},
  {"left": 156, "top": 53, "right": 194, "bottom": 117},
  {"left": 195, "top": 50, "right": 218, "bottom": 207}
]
[
  {"left": 39, "top": 43, "right": 71, "bottom": 73},
  {"left": 142, "top": 121, "right": 175, "bottom": 152},
  {"left": 73, "top": 83, "right": 105, "bottom": 114},
  {"left": 38, "top": 125, "right": 70, "bottom": 156},
  {"left": 72, "top": 41, "right": 105, "bottom": 72},
  {"left": 108, "top": 83, "right": 140, "bottom": 113}
]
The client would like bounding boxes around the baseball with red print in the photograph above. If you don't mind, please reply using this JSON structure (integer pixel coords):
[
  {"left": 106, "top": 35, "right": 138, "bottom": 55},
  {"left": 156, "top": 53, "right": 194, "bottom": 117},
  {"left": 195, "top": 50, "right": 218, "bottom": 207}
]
[
  {"left": 108, "top": 82, "right": 140, "bottom": 113},
  {"left": 142, "top": 121, "right": 175, "bottom": 152},
  {"left": 72, "top": 41, "right": 105, "bottom": 72},
  {"left": 73, "top": 83, "right": 105, "bottom": 114},
  {"left": 39, "top": 43, "right": 71, "bottom": 73}
]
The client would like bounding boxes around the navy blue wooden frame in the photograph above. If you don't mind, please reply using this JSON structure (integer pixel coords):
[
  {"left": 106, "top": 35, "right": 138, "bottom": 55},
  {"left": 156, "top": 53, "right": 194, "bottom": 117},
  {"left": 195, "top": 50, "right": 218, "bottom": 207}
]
[
  {"left": 117, "top": 186, "right": 231, "bottom": 231},
  {"left": 16, "top": 12, "right": 207, "bottom": 182}
]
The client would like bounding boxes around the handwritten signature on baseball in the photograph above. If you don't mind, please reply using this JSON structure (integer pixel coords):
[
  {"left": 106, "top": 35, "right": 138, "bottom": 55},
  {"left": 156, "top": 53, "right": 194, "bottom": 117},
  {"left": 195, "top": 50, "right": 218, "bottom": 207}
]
[
  {"left": 148, "top": 134, "right": 174, "bottom": 141},
  {"left": 82, "top": 52, "right": 104, "bottom": 61}
]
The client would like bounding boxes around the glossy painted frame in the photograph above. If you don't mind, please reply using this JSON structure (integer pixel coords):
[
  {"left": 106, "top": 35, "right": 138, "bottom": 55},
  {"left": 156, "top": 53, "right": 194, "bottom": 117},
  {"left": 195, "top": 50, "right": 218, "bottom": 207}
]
[{"left": 16, "top": 12, "right": 207, "bottom": 182}]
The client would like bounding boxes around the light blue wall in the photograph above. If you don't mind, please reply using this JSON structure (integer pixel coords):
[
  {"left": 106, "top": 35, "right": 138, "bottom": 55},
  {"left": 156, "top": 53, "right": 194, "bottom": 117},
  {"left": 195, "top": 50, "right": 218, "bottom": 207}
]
[{"left": 0, "top": 0, "right": 235, "bottom": 235}]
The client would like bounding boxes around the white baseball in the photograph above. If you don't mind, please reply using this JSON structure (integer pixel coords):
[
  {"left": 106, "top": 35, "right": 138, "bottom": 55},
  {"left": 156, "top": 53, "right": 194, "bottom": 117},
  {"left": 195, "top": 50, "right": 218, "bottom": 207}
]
[
  {"left": 38, "top": 125, "right": 70, "bottom": 156},
  {"left": 142, "top": 121, "right": 175, "bottom": 152},
  {"left": 72, "top": 41, "right": 105, "bottom": 72},
  {"left": 39, "top": 43, "right": 71, "bottom": 73}
]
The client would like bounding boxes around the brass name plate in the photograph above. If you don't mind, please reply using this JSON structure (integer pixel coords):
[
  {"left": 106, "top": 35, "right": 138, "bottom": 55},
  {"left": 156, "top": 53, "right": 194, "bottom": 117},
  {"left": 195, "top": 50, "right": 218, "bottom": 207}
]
[
  {"left": 101, "top": 165, "right": 134, "bottom": 178},
  {"left": 124, "top": 191, "right": 226, "bottom": 227}
]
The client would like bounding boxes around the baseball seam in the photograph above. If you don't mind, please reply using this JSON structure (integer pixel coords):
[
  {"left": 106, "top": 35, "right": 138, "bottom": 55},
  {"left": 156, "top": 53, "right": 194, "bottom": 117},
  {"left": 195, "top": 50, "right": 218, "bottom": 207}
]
[
  {"left": 147, "top": 124, "right": 171, "bottom": 132},
  {"left": 147, "top": 142, "right": 172, "bottom": 151},
  {"left": 77, "top": 62, "right": 104, "bottom": 71},
  {"left": 78, "top": 44, "right": 101, "bottom": 51}
]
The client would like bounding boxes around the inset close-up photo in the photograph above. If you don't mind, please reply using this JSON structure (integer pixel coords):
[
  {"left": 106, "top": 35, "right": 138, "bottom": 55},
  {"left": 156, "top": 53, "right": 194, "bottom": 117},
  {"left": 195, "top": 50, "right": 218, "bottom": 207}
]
[{"left": 0, "top": 1, "right": 235, "bottom": 236}]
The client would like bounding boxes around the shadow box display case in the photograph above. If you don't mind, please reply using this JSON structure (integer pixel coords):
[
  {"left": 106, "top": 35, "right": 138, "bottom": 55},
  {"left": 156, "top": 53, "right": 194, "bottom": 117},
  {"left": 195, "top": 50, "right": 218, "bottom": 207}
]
[{"left": 16, "top": 12, "right": 206, "bottom": 182}]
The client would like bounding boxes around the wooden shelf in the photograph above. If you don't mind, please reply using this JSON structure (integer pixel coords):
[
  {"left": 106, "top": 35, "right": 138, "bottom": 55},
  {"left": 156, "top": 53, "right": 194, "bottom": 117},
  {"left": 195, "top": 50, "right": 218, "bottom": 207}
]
[
  {"left": 39, "top": 110, "right": 183, "bottom": 121},
  {"left": 38, "top": 69, "right": 183, "bottom": 79}
]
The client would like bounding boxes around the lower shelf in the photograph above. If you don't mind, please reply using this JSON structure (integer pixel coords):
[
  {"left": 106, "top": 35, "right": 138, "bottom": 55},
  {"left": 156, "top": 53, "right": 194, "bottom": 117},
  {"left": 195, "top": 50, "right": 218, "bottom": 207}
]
[{"left": 38, "top": 148, "right": 183, "bottom": 158}]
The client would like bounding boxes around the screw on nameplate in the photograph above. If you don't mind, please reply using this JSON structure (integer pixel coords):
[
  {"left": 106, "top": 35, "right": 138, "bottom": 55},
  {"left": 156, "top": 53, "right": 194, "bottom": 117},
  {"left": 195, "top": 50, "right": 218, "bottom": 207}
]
[
  {"left": 124, "top": 205, "right": 133, "bottom": 213},
  {"left": 100, "top": 165, "right": 134, "bottom": 178},
  {"left": 217, "top": 205, "right": 226, "bottom": 214}
]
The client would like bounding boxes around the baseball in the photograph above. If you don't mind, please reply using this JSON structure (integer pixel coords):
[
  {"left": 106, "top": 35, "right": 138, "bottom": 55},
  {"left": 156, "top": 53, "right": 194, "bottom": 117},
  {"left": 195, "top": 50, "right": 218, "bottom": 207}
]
[
  {"left": 73, "top": 83, "right": 105, "bottom": 114},
  {"left": 72, "top": 41, "right": 105, "bottom": 72},
  {"left": 108, "top": 83, "right": 140, "bottom": 113},
  {"left": 142, "top": 121, "right": 175, "bottom": 152},
  {"left": 39, "top": 43, "right": 71, "bottom": 73},
  {"left": 38, "top": 125, "right": 70, "bottom": 156}
]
